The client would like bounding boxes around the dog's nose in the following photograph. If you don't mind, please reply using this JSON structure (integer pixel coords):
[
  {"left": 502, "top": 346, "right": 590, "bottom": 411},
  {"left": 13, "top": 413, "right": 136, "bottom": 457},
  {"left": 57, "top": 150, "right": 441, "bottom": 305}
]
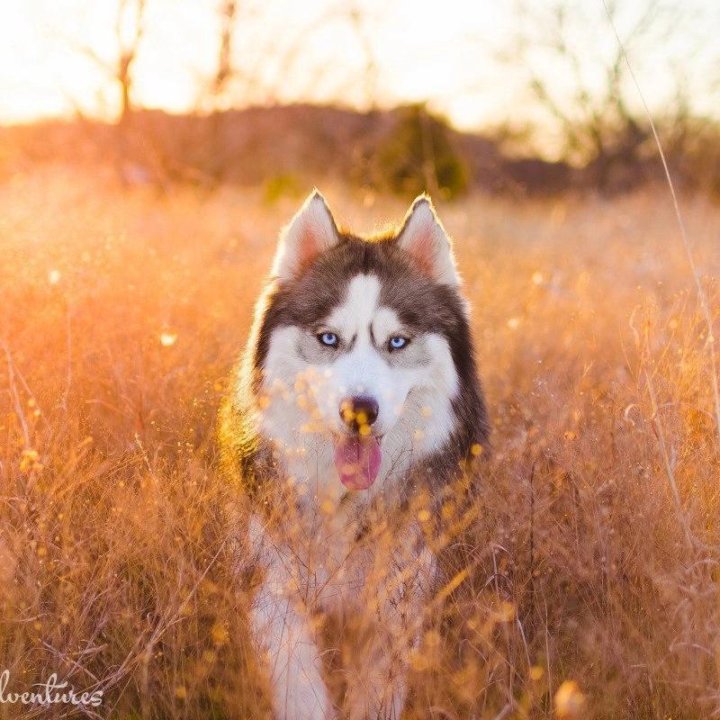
[{"left": 339, "top": 395, "right": 379, "bottom": 433}]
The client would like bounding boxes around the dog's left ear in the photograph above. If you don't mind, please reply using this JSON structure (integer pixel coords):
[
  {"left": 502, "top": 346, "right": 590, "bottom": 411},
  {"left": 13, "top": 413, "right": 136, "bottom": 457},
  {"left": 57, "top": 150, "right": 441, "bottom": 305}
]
[
  {"left": 272, "top": 190, "right": 339, "bottom": 281},
  {"left": 396, "top": 195, "right": 459, "bottom": 286}
]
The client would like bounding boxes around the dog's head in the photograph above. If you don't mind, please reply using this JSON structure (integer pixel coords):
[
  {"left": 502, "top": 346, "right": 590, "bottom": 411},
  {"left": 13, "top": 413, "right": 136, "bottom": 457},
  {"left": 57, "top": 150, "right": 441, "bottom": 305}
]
[{"left": 245, "top": 191, "right": 479, "bottom": 492}]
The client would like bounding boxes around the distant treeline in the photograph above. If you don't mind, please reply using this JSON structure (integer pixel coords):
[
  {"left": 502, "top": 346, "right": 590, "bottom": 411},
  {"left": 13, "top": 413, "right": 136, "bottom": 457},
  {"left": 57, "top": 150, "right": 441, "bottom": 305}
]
[{"left": 1, "top": 104, "right": 718, "bottom": 198}]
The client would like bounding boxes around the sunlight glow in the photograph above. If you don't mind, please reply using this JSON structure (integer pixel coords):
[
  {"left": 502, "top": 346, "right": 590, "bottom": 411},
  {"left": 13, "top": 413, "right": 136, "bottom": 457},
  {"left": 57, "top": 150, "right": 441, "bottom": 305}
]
[{"left": 0, "top": 0, "right": 717, "bottom": 129}]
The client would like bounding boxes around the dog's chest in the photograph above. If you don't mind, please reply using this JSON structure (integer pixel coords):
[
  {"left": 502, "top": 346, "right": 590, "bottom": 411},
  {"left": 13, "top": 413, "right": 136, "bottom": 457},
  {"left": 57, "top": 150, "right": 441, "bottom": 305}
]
[{"left": 292, "top": 501, "right": 374, "bottom": 611}]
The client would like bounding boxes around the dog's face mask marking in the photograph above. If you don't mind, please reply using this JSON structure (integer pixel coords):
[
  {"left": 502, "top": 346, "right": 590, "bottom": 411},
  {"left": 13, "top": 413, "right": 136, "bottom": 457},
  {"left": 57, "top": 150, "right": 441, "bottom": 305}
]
[
  {"left": 298, "top": 273, "right": 451, "bottom": 434},
  {"left": 252, "top": 192, "right": 463, "bottom": 490}
]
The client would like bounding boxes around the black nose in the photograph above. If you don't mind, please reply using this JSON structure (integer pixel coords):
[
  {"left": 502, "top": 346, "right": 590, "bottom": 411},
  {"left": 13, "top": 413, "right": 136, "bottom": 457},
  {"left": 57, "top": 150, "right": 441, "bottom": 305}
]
[{"left": 339, "top": 395, "right": 379, "bottom": 433}]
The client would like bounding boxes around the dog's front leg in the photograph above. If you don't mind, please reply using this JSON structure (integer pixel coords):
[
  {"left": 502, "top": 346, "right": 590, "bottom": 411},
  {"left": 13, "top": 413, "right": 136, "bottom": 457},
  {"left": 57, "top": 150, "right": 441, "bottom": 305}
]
[
  {"left": 344, "top": 640, "right": 410, "bottom": 720},
  {"left": 249, "top": 521, "right": 335, "bottom": 720},
  {"left": 345, "top": 545, "right": 436, "bottom": 720}
]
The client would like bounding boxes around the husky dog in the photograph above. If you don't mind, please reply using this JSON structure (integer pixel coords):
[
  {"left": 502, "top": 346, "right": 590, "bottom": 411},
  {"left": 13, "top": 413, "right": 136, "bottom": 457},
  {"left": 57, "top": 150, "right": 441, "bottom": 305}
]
[{"left": 220, "top": 191, "right": 489, "bottom": 720}]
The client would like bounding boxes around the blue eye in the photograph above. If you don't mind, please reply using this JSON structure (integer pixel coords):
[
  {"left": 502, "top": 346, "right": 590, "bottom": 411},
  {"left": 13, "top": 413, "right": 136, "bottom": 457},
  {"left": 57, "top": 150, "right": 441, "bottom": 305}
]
[
  {"left": 388, "top": 336, "right": 409, "bottom": 351},
  {"left": 318, "top": 332, "right": 339, "bottom": 348}
]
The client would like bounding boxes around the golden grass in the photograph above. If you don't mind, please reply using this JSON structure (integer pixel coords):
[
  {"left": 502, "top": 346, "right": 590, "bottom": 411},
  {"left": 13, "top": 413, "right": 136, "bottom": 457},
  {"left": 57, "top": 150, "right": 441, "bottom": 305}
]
[{"left": 0, "top": 166, "right": 719, "bottom": 718}]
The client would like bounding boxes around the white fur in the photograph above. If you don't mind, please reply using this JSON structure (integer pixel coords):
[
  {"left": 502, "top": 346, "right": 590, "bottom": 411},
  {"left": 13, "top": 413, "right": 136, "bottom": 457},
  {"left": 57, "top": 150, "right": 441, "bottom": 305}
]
[
  {"left": 249, "top": 518, "right": 336, "bottom": 720},
  {"left": 252, "top": 273, "right": 459, "bottom": 502},
  {"left": 247, "top": 515, "right": 436, "bottom": 720}
]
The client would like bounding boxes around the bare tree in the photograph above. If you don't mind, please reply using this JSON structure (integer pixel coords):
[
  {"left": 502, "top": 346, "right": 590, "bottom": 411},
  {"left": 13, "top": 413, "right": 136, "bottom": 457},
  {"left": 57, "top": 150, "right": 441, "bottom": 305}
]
[
  {"left": 497, "top": 0, "right": 700, "bottom": 188},
  {"left": 115, "top": 0, "right": 147, "bottom": 123},
  {"left": 69, "top": 0, "right": 148, "bottom": 124},
  {"left": 213, "top": 0, "right": 239, "bottom": 105},
  {"left": 201, "top": 0, "right": 240, "bottom": 181},
  {"left": 345, "top": 3, "right": 380, "bottom": 109}
]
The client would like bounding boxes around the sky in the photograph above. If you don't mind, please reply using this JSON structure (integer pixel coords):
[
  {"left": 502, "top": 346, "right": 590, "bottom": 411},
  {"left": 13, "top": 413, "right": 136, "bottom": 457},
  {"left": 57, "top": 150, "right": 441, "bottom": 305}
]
[{"left": 0, "top": 0, "right": 717, "bottom": 132}]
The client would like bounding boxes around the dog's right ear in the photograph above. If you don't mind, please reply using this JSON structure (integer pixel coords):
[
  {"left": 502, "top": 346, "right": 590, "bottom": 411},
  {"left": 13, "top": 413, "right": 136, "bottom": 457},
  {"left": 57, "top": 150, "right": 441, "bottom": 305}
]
[{"left": 271, "top": 190, "right": 339, "bottom": 281}]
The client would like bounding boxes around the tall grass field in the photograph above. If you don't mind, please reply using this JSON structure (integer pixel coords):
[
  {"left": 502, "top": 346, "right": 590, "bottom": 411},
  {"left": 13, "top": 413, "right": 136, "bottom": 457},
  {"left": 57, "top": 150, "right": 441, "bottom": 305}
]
[{"left": 1, "top": 166, "right": 719, "bottom": 718}]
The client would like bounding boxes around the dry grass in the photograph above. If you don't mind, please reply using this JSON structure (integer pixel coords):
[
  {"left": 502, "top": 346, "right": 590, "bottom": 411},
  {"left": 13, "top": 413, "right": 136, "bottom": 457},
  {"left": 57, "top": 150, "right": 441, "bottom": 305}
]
[{"left": 0, "top": 164, "right": 719, "bottom": 719}]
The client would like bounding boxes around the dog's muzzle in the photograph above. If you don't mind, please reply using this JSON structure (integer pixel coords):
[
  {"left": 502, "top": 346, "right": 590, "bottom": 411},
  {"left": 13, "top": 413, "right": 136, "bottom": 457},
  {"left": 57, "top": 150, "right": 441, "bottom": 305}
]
[{"left": 339, "top": 395, "right": 379, "bottom": 434}]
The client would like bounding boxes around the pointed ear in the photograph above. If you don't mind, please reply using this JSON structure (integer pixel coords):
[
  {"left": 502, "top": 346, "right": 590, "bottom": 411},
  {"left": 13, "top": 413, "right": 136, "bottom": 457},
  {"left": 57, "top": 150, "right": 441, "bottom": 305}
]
[
  {"left": 396, "top": 195, "right": 459, "bottom": 285},
  {"left": 272, "top": 190, "right": 339, "bottom": 281}
]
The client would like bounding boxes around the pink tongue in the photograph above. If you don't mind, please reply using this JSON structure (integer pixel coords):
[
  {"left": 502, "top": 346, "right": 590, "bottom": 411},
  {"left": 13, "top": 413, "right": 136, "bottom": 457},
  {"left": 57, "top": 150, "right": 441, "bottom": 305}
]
[{"left": 334, "top": 436, "right": 382, "bottom": 490}]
